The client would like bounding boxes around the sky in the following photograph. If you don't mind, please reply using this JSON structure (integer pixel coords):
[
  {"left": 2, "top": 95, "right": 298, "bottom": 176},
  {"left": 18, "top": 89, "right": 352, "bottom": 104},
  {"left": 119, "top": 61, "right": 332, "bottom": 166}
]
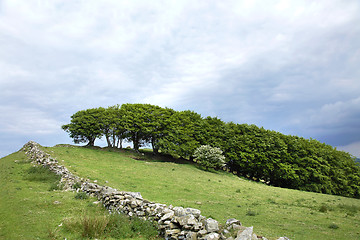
[{"left": 1, "top": 0, "right": 360, "bottom": 158}]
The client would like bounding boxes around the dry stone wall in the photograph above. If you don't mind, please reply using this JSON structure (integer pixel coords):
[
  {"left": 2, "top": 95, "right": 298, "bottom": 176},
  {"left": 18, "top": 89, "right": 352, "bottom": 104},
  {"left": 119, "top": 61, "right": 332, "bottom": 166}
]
[{"left": 22, "top": 141, "right": 290, "bottom": 240}]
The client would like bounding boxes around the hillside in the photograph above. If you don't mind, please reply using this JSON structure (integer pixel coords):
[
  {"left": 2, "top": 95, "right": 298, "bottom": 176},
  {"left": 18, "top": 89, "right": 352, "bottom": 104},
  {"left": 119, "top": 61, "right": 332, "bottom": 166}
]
[
  {"left": 1, "top": 144, "right": 360, "bottom": 239},
  {"left": 0, "top": 148, "right": 159, "bottom": 240},
  {"left": 45, "top": 144, "right": 360, "bottom": 240}
]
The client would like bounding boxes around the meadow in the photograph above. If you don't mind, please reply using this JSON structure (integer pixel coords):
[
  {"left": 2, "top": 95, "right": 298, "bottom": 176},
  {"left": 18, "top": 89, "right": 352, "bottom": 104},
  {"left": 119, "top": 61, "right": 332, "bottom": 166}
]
[
  {"left": 1, "top": 145, "right": 359, "bottom": 239},
  {"left": 47, "top": 145, "right": 360, "bottom": 240},
  {"left": 0, "top": 149, "right": 159, "bottom": 240}
]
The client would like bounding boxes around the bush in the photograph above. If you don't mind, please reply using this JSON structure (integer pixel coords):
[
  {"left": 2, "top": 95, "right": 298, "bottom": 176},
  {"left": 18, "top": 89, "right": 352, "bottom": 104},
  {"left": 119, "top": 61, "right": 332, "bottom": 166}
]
[
  {"left": 193, "top": 145, "right": 225, "bottom": 170},
  {"left": 74, "top": 192, "right": 89, "bottom": 200},
  {"left": 329, "top": 223, "right": 339, "bottom": 229}
]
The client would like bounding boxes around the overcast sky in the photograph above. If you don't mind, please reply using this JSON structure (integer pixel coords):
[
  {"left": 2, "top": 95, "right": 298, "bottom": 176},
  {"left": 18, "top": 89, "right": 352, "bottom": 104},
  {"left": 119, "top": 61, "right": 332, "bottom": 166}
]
[{"left": 1, "top": 0, "right": 360, "bottom": 158}]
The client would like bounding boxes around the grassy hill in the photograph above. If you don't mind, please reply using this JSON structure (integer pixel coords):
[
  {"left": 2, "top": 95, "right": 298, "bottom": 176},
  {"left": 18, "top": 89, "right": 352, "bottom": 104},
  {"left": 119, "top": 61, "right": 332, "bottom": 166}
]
[
  {"left": 0, "top": 148, "right": 159, "bottom": 240},
  {"left": 1, "top": 144, "right": 360, "bottom": 239}
]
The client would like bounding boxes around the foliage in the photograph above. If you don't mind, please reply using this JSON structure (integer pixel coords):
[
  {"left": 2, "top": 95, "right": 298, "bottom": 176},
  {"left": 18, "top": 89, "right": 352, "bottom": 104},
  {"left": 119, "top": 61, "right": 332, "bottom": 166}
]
[
  {"left": 62, "top": 108, "right": 104, "bottom": 146},
  {"left": 158, "top": 110, "right": 204, "bottom": 159},
  {"left": 193, "top": 145, "right": 225, "bottom": 170},
  {"left": 74, "top": 192, "right": 89, "bottom": 200},
  {"left": 62, "top": 103, "right": 360, "bottom": 199}
]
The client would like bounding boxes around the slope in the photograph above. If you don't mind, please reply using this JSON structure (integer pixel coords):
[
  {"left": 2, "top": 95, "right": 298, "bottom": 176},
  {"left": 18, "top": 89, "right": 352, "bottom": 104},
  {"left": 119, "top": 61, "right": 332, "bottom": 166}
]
[{"left": 46, "top": 145, "right": 360, "bottom": 240}]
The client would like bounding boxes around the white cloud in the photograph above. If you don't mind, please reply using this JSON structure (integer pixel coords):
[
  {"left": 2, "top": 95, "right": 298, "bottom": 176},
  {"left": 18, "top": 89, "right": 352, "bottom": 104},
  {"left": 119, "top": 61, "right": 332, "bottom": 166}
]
[
  {"left": 0, "top": 0, "right": 360, "bottom": 156},
  {"left": 337, "top": 141, "right": 360, "bottom": 158},
  {"left": 0, "top": 106, "right": 61, "bottom": 135}
]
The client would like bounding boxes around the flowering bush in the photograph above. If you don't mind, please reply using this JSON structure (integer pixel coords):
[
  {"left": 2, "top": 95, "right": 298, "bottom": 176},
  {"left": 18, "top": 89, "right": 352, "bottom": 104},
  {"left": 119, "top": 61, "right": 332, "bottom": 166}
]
[{"left": 193, "top": 145, "right": 225, "bottom": 170}]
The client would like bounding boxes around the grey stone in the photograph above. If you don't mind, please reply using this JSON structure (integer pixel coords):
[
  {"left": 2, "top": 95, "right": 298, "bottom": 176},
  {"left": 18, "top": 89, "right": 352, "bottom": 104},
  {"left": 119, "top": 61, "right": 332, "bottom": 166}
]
[
  {"left": 166, "top": 229, "right": 181, "bottom": 235},
  {"left": 174, "top": 206, "right": 187, "bottom": 216},
  {"left": 161, "top": 210, "right": 175, "bottom": 221},
  {"left": 226, "top": 218, "right": 241, "bottom": 226},
  {"left": 235, "top": 226, "right": 253, "bottom": 240},
  {"left": 205, "top": 218, "right": 219, "bottom": 233},
  {"left": 185, "top": 208, "right": 201, "bottom": 217},
  {"left": 204, "top": 232, "right": 220, "bottom": 240},
  {"left": 186, "top": 231, "right": 198, "bottom": 240}
]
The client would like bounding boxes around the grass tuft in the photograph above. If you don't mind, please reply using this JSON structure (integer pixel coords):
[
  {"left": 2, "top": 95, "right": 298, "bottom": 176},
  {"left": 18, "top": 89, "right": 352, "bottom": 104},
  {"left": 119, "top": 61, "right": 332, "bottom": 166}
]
[
  {"left": 25, "top": 166, "right": 61, "bottom": 182},
  {"left": 319, "top": 204, "right": 329, "bottom": 213},
  {"left": 62, "top": 213, "right": 159, "bottom": 239},
  {"left": 246, "top": 209, "right": 258, "bottom": 216},
  {"left": 74, "top": 192, "right": 89, "bottom": 200},
  {"left": 328, "top": 223, "right": 339, "bottom": 229}
]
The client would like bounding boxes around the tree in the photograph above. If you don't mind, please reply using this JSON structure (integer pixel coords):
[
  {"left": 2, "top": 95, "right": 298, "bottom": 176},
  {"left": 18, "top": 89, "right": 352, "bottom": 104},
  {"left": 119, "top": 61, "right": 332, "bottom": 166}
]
[
  {"left": 193, "top": 145, "right": 225, "bottom": 170},
  {"left": 157, "top": 110, "right": 204, "bottom": 159},
  {"left": 99, "top": 105, "right": 127, "bottom": 148},
  {"left": 62, "top": 108, "right": 104, "bottom": 146}
]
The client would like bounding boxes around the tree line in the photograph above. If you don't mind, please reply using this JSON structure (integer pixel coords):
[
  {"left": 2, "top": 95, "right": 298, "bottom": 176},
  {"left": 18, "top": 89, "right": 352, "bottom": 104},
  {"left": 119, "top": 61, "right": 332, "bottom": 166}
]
[{"left": 62, "top": 103, "right": 360, "bottom": 198}]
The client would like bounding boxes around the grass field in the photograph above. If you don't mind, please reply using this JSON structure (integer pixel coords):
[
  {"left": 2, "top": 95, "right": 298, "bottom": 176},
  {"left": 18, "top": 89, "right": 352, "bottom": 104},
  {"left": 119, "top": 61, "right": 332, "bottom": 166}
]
[
  {"left": 43, "top": 145, "right": 360, "bottom": 240},
  {"left": 1, "top": 145, "right": 360, "bottom": 240},
  {"left": 0, "top": 149, "right": 159, "bottom": 240}
]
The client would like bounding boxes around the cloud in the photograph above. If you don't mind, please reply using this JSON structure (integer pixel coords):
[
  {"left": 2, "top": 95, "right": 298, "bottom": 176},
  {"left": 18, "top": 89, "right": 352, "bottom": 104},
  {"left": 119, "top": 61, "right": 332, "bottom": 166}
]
[
  {"left": 0, "top": 106, "right": 61, "bottom": 135},
  {"left": 0, "top": 0, "right": 360, "bottom": 158},
  {"left": 337, "top": 141, "right": 360, "bottom": 158}
]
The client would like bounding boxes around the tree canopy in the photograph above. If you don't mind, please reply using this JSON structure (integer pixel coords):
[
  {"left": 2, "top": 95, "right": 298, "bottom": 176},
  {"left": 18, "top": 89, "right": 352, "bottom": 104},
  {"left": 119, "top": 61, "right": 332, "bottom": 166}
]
[{"left": 62, "top": 103, "right": 360, "bottom": 198}]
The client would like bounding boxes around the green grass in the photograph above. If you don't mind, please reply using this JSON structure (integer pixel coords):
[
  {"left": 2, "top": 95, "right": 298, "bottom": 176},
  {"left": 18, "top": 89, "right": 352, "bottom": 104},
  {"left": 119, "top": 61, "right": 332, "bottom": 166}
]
[
  {"left": 0, "top": 150, "right": 160, "bottom": 240},
  {"left": 46, "top": 145, "right": 360, "bottom": 240}
]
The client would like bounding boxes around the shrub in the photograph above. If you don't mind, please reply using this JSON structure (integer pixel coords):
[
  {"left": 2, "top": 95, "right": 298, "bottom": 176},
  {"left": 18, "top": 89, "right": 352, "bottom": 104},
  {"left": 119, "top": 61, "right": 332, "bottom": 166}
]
[
  {"left": 329, "top": 223, "right": 339, "bottom": 229},
  {"left": 319, "top": 204, "right": 329, "bottom": 213},
  {"left": 193, "top": 145, "right": 225, "bottom": 170},
  {"left": 246, "top": 209, "right": 257, "bottom": 216},
  {"left": 74, "top": 192, "right": 89, "bottom": 200},
  {"left": 72, "top": 182, "right": 82, "bottom": 189}
]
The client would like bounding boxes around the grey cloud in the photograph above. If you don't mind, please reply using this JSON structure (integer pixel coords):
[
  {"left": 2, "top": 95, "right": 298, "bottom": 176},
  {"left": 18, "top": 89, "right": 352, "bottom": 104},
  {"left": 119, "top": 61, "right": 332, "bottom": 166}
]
[{"left": 1, "top": 0, "right": 360, "bottom": 157}]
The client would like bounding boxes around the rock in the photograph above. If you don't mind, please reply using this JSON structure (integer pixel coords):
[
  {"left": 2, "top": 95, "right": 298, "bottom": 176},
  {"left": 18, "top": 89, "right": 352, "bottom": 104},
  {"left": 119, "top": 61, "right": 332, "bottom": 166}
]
[
  {"left": 205, "top": 218, "right": 219, "bottom": 233},
  {"left": 226, "top": 218, "right": 241, "bottom": 226},
  {"left": 161, "top": 210, "right": 175, "bottom": 221},
  {"left": 204, "top": 232, "right": 220, "bottom": 240},
  {"left": 174, "top": 206, "right": 187, "bottom": 217},
  {"left": 185, "top": 208, "right": 201, "bottom": 217},
  {"left": 166, "top": 229, "right": 181, "bottom": 235},
  {"left": 186, "top": 231, "right": 198, "bottom": 240},
  {"left": 125, "top": 191, "right": 143, "bottom": 199},
  {"left": 177, "top": 215, "right": 198, "bottom": 226},
  {"left": 235, "top": 226, "right": 253, "bottom": 240},
  {"left": 277, "top": 238, "right": 291, "bottom": 240}
]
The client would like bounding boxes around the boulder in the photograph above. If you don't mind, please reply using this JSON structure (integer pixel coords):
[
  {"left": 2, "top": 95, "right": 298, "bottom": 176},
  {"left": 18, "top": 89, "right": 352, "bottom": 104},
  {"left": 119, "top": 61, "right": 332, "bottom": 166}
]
[
  {"left": 174, "top": 206, "right": 187, "bottom": 217},
  {"left": 177, "top": 214, "right": 198, "bottom": 226},
  {"left": 204, "top": 232, "right": 220, "bottom": 240},
  {"left": 235, "top": 226, "right": 253, "bottom": 240},
  {"left": 185, "top": 208, "right": 201, "bottom": 217},
  {"left": 205, "top": 218, "right": 219, "bottom": 233}
]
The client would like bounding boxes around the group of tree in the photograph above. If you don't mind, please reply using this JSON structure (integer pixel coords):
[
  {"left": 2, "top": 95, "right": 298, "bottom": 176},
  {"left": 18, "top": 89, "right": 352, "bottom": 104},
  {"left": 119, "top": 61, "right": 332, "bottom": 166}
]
[{"left": 62, "top": 103, "right": 360, "bottom": 199}]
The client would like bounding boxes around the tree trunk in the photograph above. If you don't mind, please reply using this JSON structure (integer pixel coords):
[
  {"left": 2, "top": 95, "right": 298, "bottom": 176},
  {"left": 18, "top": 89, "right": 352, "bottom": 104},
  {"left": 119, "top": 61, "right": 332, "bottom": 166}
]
[
  {"left": 105, "top": 135, "right": 111, "bottom": 147},
  {"left": 151, "top": 137, "right": 159, "bottom": 154},
  {"left": 87, "top": 138, "right": 95, "bottom": 146},
  {"left": 132, "top": 133, "right": 140, "bottom": 151}
]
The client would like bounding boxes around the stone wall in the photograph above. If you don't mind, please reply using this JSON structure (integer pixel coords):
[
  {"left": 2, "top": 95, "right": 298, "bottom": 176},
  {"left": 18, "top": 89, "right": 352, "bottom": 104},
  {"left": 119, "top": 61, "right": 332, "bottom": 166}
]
[{"left": 22, "top": 141, "right": 290, "bottom": 240}]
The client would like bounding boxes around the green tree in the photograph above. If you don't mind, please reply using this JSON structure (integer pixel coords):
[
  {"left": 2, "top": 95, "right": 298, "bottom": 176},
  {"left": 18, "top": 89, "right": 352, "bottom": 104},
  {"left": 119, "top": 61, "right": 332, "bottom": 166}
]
[
  {"left": 100, "top": 105, "right": 127, "bottom": 148},
  {"left": 62, "top": 108, "right": 104, "bottom": 146},
  {"left": 158, "top": 110, "right": 204, "bottom": 159},
  {"left": 120, "top": 103, "right": 170, "bottom": 151}
]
